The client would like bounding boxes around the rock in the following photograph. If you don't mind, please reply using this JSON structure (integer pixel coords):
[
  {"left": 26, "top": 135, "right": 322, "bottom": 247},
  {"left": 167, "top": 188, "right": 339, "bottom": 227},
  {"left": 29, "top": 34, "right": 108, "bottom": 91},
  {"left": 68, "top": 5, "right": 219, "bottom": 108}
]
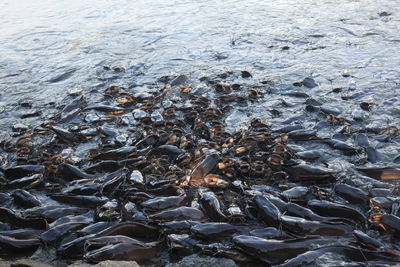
[
  {"left": 68, "top": 260, "right": 140, "bottom": 267},
  {"left": 166, "top": 255, "right": 238, "bottom": 267},
  {"left": 0, "top": 259, "right": 53, "bottom": 267}
]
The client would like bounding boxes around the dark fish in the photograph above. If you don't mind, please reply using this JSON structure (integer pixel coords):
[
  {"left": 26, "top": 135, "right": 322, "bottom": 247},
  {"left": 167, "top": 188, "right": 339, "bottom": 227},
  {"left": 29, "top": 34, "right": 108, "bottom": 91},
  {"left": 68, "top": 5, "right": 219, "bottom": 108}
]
[
  {"left": 150, "top": 207, "right": 205, "bottom": 222},
  {"left": 307, "top": 200, "right": 366, "bottom": 226},
  {"left": 50, "top": 214, "right": 92, "bottom": 228},
  {"left": 295, "top": 150, "right": 321, "bottom": 160},
  {"left": 301, "top": 77, "right": 318, "bottom": 88},
  {"left": 356, "top": 167, "right": 400, "bottom": 181},
  {"left": 64, "top": 183, "right": 101, "bottom": 195},
  {"left": 233, "top": 235, "right": 338, "bottom": 265},
  {"left": 249, "top": 228, "right": 291, "bottom": 240},
  {"left": 241, "top": 71, "right": 252, "bottom": 78},
  {"left": 96, "top": 222, "right": 159, "bottom": 241},
  {"left": 191, "top": 223, "right": 237, "bottom": 240},
  {"left": 320, "top": 105, "right": 341, "bottom": 116},
  {"left": 285, "top": 164, "right": 335, "bottom": 182},
  {"left": 100, "top": 168, "right": 129, "bottom": 183},
  {"left": 199, "top": 192, "right": 227, "bottom": 222},
  {"left": 189, "top": 154, "right": 219, "bottom": 186},
  {"left": 84, "top": 104, "right": 124, "bottom": 113},
  {"left": 93, "top": 146, "right": 137, "bottom": 161},
  {"left": 84, "top": 158, "right": 143, "bottom": 174},
  {"left": 370, "top": 188, "right": 392, "bottom": 197},
  {"left": 41, "top": 222, "right": 89, "bottom": 245},
  {"left": 253, "top": 195, "right": 280, "bottom": 227},
  {"left": 24, "top": 205, "right": 88, "bottom": 222},
  {"left": 4, "top": 165, "right": 45, "bottom": 180},
  {"left": 6, "top": 174, "right": 44, "bottom": 189},
  {"left": 334, "top": 184, "right": 369, "bottom": 205},
  {"left": 160, "top": 220, "right": 198, "bottom": 235},
  {"left": 58, "top": 163, "right": 98, "bottom": 180},
  {"left": 11, "top": 189, "right": 41, "bottom": 208},
  {"left": 141, "top": 195, "right": 187, "bottom": 211},
  {"left": 281, "top": 186, "right": 310, "bottom": 203},
  {"left": 0, "top": 207, "right": 48, "bottom": 229},
  {"left": 84, "top": 161, "right": 121, "bottom": 174},
  {"left": 0, "top": 193, "right": 12, "bottom": 208},
  {"left": 284, "top": 203, "right": 351, "bottom": 224},
  {"left": 62, "top": 96, "right": 87, "bottom": 113},
  {"left": 366, "top": 146, "right": 382, "bottom": 163},
  {"left": 0, "top": 234, "right": 40, "bottom": 252},
  {"left": 58, "top": 234, "right": 96, "bottom": 258},
  {"left": 284, "top": 91, "right": 309, "bottom": 98},
  {"left": 0, "top": 229, "right": 44, "bottom": 239},
  {"left": 57, "top": 108, "right": 80, "bottom": 124},
  {"left": 84, "top": 241, "right": 160, "bottom": 262},
  {"left": 100, "top": 177, "right": 125, "bottom": 199},
  {"left": 352, "top": 230, "right": 383, "bottom": 250},
  {"left": 355, "top": 133, "right": 369, "bottom": 147},
  {"left": 85, "top": 235, "right": 145, "bottom": 250},
  {"left": 281, "top": 215, "right": 353, "bottom": 236},
  {"left": 49, "top": 194, "right": 108, "bottom": 208},
  {"left": 147, "top": 145, "right": 185, "bottom": 158},
  {"left": 381, "top": 214, "right": 400, "bottom": 237},
  {"left": 171, "top": 74, "right": 188, "bottom": 86},
  {"left": 370, "top": 197, "right": 393, "bottom": 209},
  {"left": 50, "top": 126, "right": 83, "bottom": 143},
  {"left": 321, "top": 139, "right": 359, "bottom": 155},
  {"left": 48, "top": 69, "right": 76, "bottom": 83},
  {"left": 264, "top": 194, "right": 289, "bottom": 210},
  {"left": 273, "top": 125, "right": 304, "bottom": 133},
  {"left": 78, "top": 221, "right": 118, "bottom": 236},
  {"left": 287, "top": 129, "right": 317, "bottom": 140},
  {"left": 167, "top": 233, "right": 198, "bottom": 255}
]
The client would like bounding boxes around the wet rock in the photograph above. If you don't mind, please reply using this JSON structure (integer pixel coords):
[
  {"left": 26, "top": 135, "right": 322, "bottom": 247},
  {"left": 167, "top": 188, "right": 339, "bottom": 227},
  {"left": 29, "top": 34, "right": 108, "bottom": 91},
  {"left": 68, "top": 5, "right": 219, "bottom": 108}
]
[
  {"left": 6, "top": 259, "right": 53, "bottom": 267},
  {"left": 166, "top": 254, "right": 238, "bottom": 267},
  {"left": 68, "top": 260, "right": 140, "bottom": 267}
]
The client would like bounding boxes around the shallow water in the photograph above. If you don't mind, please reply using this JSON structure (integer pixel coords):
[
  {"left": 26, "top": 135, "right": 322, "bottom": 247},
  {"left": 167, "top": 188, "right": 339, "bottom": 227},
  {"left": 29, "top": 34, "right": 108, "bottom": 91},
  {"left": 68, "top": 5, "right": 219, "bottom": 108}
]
[
  {"left": 1, "top": 0, "right": 399, "bottom": 112},
  {"left": 0, "top": 1, "right": 399, "bottom": 265}
]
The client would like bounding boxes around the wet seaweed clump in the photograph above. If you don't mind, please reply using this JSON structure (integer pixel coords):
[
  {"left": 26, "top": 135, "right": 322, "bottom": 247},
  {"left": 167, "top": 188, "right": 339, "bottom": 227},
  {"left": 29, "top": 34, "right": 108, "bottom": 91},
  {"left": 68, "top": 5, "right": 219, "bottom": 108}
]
[{"left": 0, "top": 72, "right": 399, "bottom": 266}]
